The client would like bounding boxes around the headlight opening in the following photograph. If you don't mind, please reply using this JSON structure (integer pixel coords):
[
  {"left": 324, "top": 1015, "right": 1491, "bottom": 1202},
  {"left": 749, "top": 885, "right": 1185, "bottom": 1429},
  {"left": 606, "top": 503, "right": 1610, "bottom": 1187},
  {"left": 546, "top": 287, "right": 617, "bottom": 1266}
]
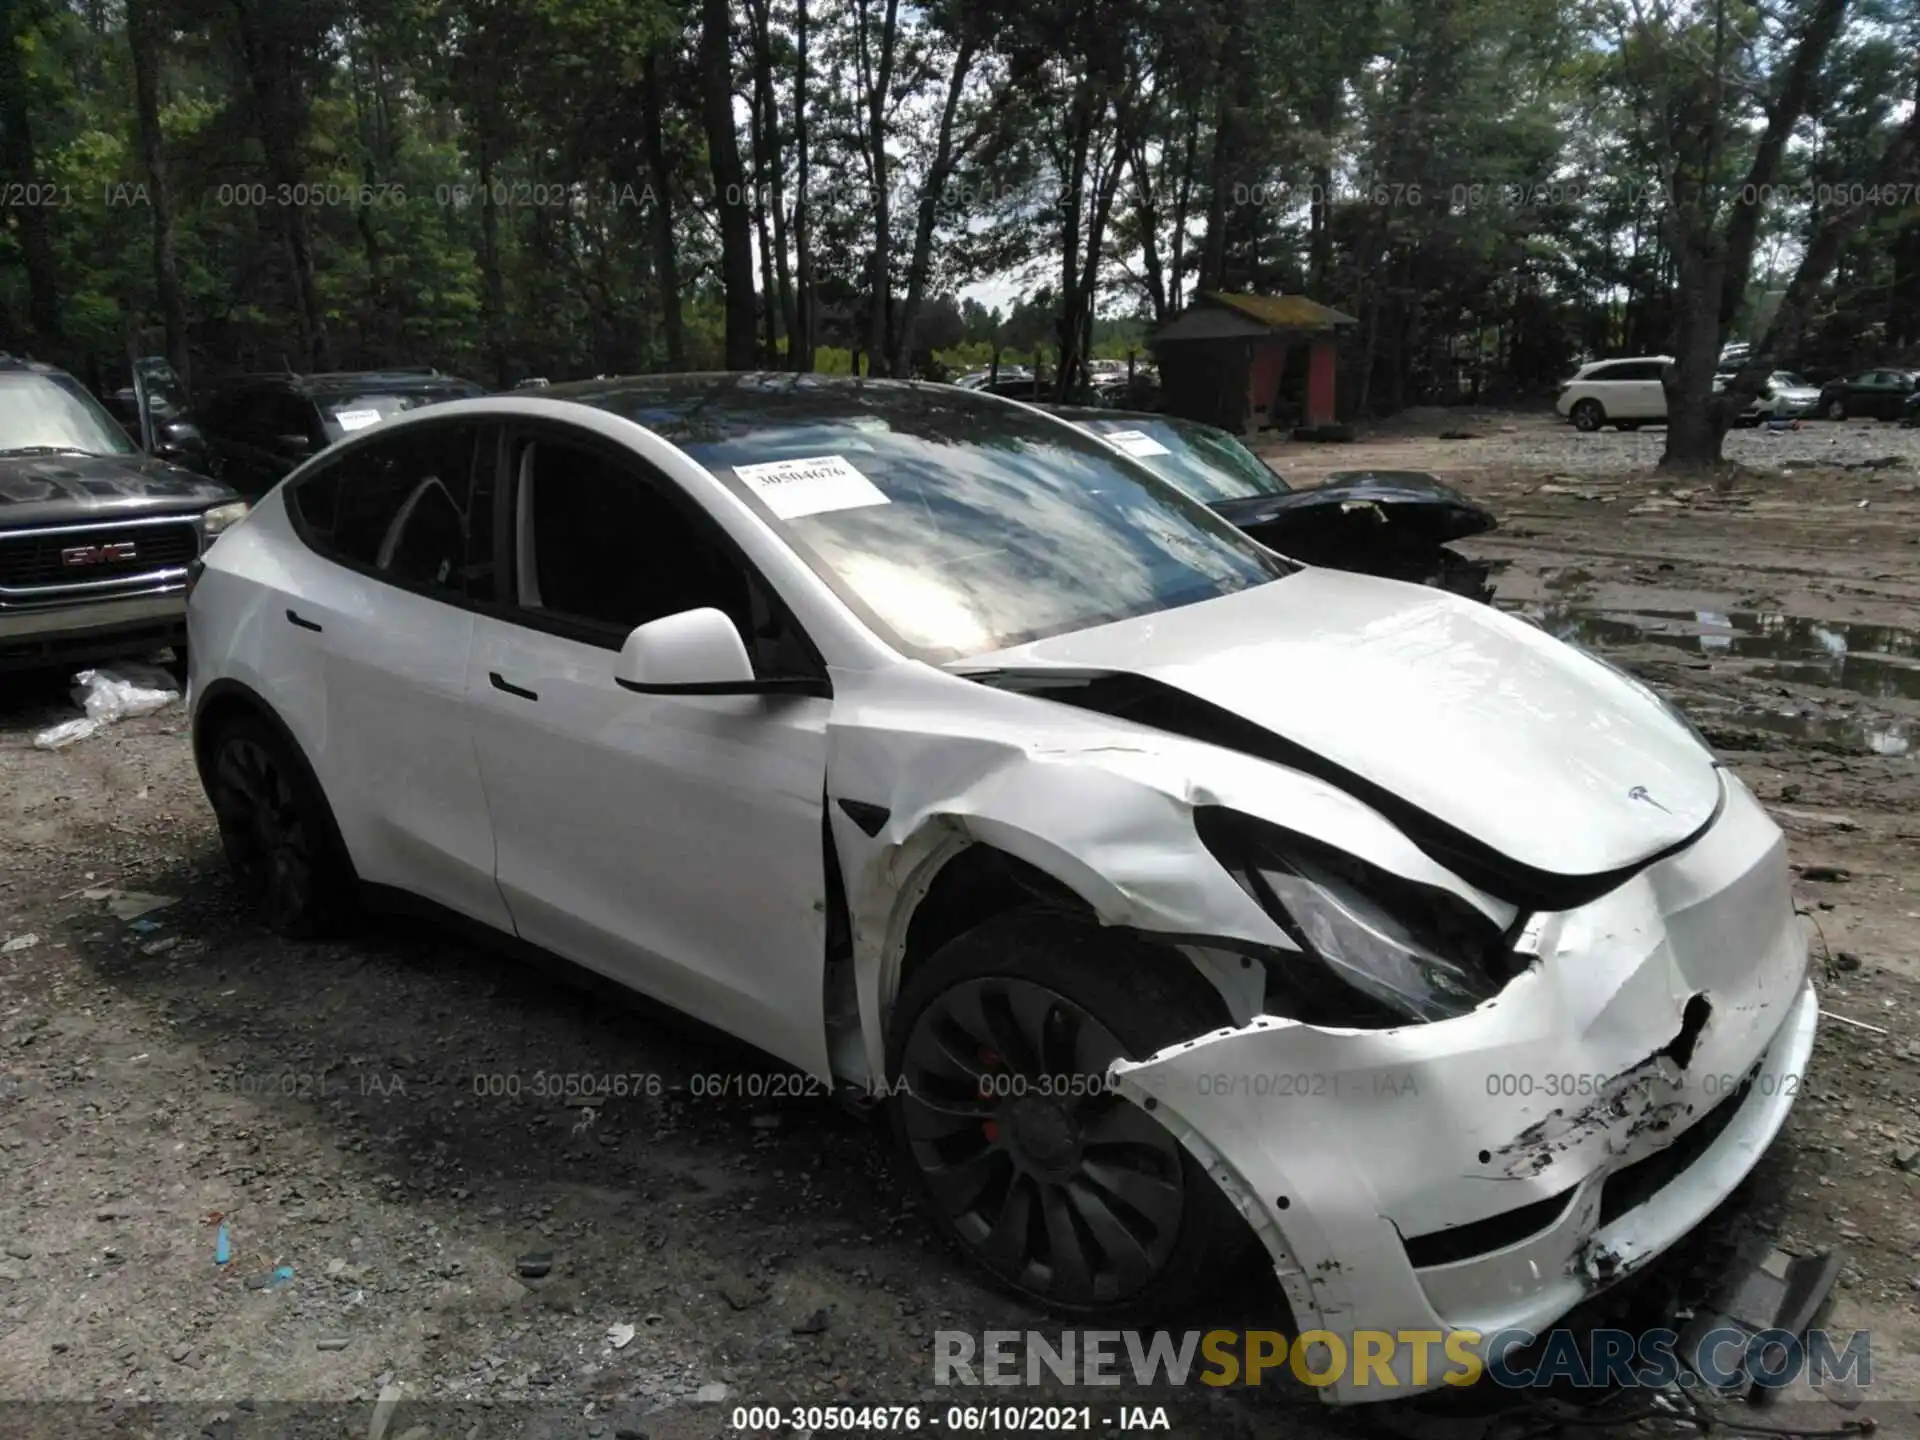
[{"left": 1196, "top": 808, "right": 1526, "bottom": 1025}]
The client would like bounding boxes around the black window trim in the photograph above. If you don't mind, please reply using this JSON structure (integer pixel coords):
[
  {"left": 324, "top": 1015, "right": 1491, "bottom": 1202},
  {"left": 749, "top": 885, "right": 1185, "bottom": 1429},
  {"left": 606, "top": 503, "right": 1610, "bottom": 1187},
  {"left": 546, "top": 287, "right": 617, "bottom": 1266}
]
[
  {"left": 282, "top": 413, "right": 496, "bottom": 610},
  {"left": 490, "top": 416, "right": 831, "bottom": 686}
]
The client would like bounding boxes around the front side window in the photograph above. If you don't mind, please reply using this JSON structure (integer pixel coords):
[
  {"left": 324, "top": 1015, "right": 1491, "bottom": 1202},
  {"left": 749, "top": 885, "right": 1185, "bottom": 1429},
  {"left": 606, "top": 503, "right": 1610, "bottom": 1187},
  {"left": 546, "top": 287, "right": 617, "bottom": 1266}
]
[
  {"left": 589, "top": 381, "right": 1295, "bottom": 662},
  {"left": 0, "top": 373, "right": 138, "bottom": 457},
  {"left": 288, "top": 422, "right": 482, "bottom": 595},
  {"left": 509, "top": 433, "right": 816, "bottom": 676}
]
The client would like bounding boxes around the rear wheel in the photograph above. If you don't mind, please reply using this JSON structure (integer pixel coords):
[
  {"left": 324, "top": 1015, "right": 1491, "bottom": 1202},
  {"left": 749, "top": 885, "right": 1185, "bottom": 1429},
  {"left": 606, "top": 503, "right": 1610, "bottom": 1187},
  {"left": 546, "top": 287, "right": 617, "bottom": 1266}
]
[
  {"left": 888, "top": 909, "right": 1249, "bottom": 1315},
  {"left": 205, "top": 716, "right": 352, "bottom": 937},
  {"left": 1570, "top": 398, "right": 1605, "bottom": 431}
]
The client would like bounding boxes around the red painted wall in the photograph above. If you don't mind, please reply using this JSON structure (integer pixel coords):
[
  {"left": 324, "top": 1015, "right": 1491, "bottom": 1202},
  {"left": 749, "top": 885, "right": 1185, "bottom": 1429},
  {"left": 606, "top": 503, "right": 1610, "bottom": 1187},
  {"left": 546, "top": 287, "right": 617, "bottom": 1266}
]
[
  {"left": 1307, "top": 340, "right": 1337, "bottom": 425},
  {"left": 1246, "top": 341, "right": 1284, "bottom": 431}
]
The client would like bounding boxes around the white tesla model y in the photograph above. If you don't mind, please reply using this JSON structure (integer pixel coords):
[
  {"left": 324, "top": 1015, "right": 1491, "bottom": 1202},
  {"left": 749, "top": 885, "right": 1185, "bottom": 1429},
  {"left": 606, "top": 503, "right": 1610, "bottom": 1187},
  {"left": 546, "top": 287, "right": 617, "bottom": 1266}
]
[{"left": 186, "top": 374, "right": 1814, "bottom": 1404}]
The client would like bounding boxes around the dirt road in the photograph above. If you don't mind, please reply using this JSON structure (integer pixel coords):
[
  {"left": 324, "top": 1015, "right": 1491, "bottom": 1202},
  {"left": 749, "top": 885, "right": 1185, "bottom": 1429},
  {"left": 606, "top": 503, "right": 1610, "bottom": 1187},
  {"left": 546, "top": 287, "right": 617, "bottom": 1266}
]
[{"left": 2, "top": 410, "right": 1918, "bottom": 1440}]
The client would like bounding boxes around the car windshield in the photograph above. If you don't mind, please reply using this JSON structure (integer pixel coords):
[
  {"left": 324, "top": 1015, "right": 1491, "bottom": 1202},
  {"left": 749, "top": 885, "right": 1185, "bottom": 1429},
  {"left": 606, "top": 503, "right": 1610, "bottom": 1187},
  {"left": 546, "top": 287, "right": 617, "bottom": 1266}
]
[
  {"left": 584, "top": 377, "right": 1296, "bottom": 661},
  {"left": 317, "top": 386, "right": 479, "bottom": 439},
  {"left": 1069, "top": 415, "right": 1289, "bottom": 503},
  {"left": 0, "top": 373, "right": 138, "bottom": 457}
]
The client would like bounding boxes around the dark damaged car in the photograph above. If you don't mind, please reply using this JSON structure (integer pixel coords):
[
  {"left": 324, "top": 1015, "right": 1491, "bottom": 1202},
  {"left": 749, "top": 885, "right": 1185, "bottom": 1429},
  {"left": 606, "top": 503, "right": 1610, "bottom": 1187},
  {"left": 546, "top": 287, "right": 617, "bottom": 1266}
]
[
  {"left": 1045, "top": 407, "right": 1498, "bottom": 601},
  {"left": 0, "top": 354, "right": 246, "bottom": 670}
]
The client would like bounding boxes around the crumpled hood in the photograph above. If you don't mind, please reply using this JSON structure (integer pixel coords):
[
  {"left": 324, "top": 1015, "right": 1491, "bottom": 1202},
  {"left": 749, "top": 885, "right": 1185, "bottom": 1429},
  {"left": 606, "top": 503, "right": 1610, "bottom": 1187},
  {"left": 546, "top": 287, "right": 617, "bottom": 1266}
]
[
  {"left": 0, "top": 451, "right": 233, "bottom": 528},
  {"left": 964, "top": 567, "right": 1722, "bottom": 898},
  {"left": 1215, "top": 470, "right": 1496, "bottom": 553}
]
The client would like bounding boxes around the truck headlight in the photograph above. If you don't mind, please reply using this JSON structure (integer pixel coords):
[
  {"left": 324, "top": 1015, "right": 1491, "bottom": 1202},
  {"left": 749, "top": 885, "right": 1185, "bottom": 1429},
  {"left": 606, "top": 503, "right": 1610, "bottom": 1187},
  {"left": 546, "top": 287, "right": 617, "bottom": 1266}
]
[{"left": 200, "top": 501, "right": 250, "bottom": 537}]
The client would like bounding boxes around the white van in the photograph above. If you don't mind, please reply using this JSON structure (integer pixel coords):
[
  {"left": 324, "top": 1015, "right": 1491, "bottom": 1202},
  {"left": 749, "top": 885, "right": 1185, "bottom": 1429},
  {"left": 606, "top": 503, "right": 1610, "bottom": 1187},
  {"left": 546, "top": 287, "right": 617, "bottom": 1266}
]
[{"left": 1556, "top": 356, "right": 1671, "bottom": 430}]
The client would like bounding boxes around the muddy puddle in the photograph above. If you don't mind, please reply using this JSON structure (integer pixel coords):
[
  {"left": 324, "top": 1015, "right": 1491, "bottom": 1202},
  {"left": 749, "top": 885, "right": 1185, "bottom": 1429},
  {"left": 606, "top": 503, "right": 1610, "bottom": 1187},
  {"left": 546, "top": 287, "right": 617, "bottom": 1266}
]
[{"left": 1502, "top": 603, "right": 1918, "bottom": 755}]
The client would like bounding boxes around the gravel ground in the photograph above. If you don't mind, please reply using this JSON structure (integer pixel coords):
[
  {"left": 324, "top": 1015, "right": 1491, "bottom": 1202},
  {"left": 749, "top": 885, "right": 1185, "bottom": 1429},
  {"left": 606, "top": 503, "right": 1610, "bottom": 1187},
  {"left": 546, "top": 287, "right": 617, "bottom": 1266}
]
[{"left": 2, "top": 408, "right": 1918, "bottom": 1440}]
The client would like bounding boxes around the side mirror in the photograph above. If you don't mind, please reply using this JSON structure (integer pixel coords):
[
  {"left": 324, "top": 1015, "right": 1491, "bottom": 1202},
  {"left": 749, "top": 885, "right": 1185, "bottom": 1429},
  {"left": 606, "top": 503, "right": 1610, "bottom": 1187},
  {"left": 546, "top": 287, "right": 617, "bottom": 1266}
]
[
  {"left": 613, "top": 608, "right": 828, "bottom": 697},
  {"left": 275, "top": 433, "right": 314, "bottom": 457}
]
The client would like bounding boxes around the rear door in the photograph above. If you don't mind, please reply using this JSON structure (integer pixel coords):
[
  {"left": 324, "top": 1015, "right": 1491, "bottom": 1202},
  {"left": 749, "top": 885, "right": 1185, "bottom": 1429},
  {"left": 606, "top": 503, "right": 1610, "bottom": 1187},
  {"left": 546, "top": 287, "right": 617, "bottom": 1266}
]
[
  {"left": 278, "top": 418, "right": 511, "bottom": 931},
  {"left": 1620, "top": 360, "right": 1668, "bottom": 418}
]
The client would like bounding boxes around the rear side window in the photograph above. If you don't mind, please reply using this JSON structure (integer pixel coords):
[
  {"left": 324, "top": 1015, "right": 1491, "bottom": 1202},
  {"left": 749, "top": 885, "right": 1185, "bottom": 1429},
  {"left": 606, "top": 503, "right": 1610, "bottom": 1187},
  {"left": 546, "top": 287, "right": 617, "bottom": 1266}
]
[{"left": 288, "top": 422, "right": 484, "bottom": 596}]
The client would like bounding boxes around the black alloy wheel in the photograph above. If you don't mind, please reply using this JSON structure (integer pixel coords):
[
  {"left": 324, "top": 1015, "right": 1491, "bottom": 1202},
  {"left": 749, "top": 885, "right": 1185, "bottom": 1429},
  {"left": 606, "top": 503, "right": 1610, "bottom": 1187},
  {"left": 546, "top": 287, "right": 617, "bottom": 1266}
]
[
  {"left": 207, "top": 718, "right": 349, "bottom": 937},
  {"left": 887, "top": 910, "right": 1248, "bottom": 1315}
]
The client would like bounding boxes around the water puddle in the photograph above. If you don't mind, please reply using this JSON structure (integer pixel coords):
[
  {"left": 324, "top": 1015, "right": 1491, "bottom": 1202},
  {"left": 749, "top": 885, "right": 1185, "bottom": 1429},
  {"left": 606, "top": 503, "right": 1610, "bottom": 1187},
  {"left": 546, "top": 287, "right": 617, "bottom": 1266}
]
[
  {"left": 1504, "top": 604, "right": 1920, "bottom": 703},
  {"left": 1499, "top": 603, "right": 1918, "bottom": 755},
  {"left": 1701, "top": 706, "right": 1913, "bottom": 757}
]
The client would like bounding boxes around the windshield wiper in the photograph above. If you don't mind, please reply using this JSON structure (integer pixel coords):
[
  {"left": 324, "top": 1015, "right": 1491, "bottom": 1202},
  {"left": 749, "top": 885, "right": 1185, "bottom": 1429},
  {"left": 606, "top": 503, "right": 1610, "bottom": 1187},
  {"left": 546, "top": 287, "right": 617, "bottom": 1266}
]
[{"left": 0, "top": 445, "right": 101, "bottom": 457}]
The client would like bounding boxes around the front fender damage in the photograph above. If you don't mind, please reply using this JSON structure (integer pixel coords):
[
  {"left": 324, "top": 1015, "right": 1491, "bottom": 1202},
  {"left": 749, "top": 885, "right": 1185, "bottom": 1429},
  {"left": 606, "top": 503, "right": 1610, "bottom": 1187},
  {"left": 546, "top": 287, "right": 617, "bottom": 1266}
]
[{"left": 821, "top": 664, "right": 1507, "bottom": 1089}]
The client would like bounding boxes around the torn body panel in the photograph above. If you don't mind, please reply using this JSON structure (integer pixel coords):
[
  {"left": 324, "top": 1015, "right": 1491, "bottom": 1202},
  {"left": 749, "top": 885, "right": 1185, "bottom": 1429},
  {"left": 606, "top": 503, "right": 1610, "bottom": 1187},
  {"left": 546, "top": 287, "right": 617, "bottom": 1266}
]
[
  {"left": 821, "top": 660, "right": 1516, "bottom": 1088},
  {"left": 1107, "top": 775, "right": 1814, "bottom": 1403}
]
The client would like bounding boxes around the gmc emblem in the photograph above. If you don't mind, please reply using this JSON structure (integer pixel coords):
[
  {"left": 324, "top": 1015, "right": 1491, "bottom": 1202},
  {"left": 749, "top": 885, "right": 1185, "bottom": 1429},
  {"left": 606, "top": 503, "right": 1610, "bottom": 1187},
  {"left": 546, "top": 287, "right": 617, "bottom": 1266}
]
[{"left": 60, "top": 541, "right": 139, "bottom": 567}]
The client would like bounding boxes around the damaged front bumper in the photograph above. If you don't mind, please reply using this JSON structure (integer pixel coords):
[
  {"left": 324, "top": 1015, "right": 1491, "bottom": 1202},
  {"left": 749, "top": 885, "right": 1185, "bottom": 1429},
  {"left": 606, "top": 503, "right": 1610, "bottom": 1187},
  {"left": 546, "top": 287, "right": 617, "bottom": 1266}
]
[{"left": 1109, "top": 775, "right": 1815, "bottom": 1405}]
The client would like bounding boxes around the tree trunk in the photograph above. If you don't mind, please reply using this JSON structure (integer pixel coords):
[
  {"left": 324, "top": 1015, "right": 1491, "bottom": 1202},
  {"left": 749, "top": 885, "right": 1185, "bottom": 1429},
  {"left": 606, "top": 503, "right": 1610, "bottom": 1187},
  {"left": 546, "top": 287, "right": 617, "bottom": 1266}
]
[
  {"left": 640, "top": 49, "right": 686, "bottom": 369},
  {"left": 858, "top": 0, "right": 901, "bottom": 374},
  {"left": 127, "top": 0, "right": 187, "bottom": 381},
  {"left": 699, "top": 0, "right": 758, "bottom": 369},
  {"left": 475, "top": 131, "right": 509, "bottom": 388},
  {"left": 0, "top": 2, "right": 63, "bottom": 350},
  {"left": 791, "top": 0, "right": 813, "bottom": 370},
  {"left": 234, "top": 0, "right": 329, "bottom": 369},
  {"left": 890, "top": 31, "right": 979, "bottom": 376},
  {"left": 748, "top": 0, "right": 796, "bottom": 357}
]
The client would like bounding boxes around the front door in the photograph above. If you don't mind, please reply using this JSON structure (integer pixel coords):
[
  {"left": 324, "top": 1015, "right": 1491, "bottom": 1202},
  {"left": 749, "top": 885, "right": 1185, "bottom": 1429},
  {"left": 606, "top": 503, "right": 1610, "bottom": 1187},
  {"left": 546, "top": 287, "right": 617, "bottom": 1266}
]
[{"left": 465, "top": 425, "right": 835, "bottom": 1076}]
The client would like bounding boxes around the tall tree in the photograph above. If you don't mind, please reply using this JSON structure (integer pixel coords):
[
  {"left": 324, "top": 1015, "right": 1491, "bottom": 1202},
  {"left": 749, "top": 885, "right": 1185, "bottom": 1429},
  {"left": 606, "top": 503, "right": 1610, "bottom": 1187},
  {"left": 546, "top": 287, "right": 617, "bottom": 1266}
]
[
  {"left": 698, "top": 0, "right": 756, "bottom": 368},
  {"left": 126, "top": 0, "right": 188, "bottom": 379},
  {"left": 0, "top": 0, "right": 64, "bottom": 349}
]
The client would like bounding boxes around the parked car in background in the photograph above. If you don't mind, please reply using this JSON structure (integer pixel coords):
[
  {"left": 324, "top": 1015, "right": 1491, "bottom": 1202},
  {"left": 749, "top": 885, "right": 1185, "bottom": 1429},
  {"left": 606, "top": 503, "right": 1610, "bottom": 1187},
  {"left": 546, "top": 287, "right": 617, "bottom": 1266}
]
[
  {"left": 1715, "top": 370, "right": 1822, "bottom": 424},
  {"left": 1816, "top": 368, "right": 1919, "bottom": 421},
  {"left": 952, "top": 365, "right": 1034, "bottom": 392},
  {"left": 185, "top": 372, "right": 1813, "bottom": 1396},
  {"left": 1556, "top": 356, "right": 1670, "bottom": 430},
  {"left": 197, "top": 368, "right": 485, "bottom": 496},
  {"left": 1047, "top": 406, "right": 1497, "bottom": 601},
  {"left": 1, "top": 352, "right": 245, "bottom": 670},
  {"left": 1752, "top": 372, "right": 1822, "bottom": 421}
]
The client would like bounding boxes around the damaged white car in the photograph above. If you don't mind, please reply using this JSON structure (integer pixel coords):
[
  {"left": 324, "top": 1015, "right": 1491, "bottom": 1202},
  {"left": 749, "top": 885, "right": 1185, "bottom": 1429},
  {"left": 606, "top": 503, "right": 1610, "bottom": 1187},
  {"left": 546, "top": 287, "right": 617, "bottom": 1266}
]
[{"left": 186, "top": 374, "right": 1815, "bottom": 1403}]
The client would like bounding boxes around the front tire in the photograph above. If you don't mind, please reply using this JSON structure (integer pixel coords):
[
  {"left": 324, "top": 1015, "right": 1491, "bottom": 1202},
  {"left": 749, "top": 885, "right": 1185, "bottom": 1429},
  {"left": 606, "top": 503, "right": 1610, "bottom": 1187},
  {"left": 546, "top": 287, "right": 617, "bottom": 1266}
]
[
  {"left": 1570, "top": 399, "right": 1605, "bottom": 431},
  {"left": 1825, "top": 397, "right": 1847, "bottom": 420},
  {"left": 205, "top": 716, "right": 352, "bottom": 938},
  {"left": 887, "top": 909, "right": 1248, "bottom": 1316}
]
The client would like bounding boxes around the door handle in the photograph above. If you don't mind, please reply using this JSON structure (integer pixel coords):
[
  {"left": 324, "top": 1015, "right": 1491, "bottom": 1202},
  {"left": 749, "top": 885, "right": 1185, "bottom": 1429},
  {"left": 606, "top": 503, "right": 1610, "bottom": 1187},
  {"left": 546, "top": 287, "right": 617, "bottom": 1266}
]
[
  {"left": 285, "top": 608, "right": 323, "bottom": 632},
  {"left": 489, "top": 671, "right": 538, "bottom": 702}
]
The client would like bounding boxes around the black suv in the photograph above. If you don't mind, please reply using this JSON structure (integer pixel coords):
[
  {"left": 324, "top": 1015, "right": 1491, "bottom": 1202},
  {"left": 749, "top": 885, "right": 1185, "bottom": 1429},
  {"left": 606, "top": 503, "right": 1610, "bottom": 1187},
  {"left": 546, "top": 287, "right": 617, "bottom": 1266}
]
[
  {"left": 196, "top": 368, "right": 485, "bottom": 496},
  {"left": 0, "top": 353, "right": 246, "bottom": 669}
]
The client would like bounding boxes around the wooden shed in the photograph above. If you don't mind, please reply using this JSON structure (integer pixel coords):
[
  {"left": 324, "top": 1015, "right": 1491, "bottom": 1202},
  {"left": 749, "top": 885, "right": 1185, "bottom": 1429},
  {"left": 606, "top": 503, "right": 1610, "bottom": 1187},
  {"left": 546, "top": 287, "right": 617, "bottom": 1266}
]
[{"left": 1150, "top": 292, "right": 1358, "bottom": 434}]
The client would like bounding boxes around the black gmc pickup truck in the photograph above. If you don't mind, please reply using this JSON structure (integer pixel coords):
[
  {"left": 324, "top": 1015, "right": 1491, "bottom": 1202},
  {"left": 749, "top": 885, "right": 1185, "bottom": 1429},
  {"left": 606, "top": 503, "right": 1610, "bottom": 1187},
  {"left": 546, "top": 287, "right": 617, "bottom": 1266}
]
[{"left": 0, "top": 353, "right": 247, "bottom": 671}]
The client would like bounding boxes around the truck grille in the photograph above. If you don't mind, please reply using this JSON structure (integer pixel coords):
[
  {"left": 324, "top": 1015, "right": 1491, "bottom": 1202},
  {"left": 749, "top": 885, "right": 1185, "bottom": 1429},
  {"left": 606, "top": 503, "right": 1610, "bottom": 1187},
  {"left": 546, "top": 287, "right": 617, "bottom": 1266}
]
[{"left": 0, "top": 519, "right": 199, "bottom": 593}]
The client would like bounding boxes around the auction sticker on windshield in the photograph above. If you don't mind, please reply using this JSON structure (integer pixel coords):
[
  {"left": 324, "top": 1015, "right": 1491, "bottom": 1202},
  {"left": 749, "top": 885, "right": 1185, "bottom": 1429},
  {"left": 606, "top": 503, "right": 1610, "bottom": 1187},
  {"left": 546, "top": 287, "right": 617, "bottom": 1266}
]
[
  {"left": 734, "top": 454, "right": 891, "bottom": 520},
  {"left": 1102, "top": 428, "right": 1171, "bottom": 458},
  {"left": 332, "top": 409, "right": 382, "bottom": 432}
]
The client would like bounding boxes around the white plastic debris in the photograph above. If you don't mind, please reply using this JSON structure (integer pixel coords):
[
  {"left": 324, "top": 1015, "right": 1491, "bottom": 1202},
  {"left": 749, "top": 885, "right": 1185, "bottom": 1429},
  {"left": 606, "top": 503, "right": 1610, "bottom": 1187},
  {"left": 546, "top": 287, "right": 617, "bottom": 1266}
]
[
  {"left": 606, "top": 1321, "right": 636, "bottom": 1350},
  {"left": 33, "top": 718, "right": 100, "bottom": 750},
  {"left": 31, "top": 664, "right": 179, "bottom": 748},
  {"left": 1, "top": 933, "right": 39, "bottom": 954}
]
